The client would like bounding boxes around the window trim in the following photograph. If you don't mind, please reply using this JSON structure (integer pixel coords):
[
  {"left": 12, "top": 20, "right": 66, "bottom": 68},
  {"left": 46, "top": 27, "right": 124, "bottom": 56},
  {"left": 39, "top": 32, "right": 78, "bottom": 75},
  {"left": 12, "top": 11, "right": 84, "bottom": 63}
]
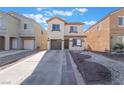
[
  {"left": 23, "top": 23, "right": 32, "bottom": 30},
  {"left": 72, "top": 39, "right": 82, "bottom": 47},
  {"left": 24, "top": 23, "right": 27, "bottom": 30},
  {"left": 118, "top": 16, "right": 124, "bottom": 27},
  {"left": 117, "top": 36, "right": 124, "bottom": 44},
  {"left": 70, "top": 26, "right": 78, "bottom": 33},
  {"left": 0, "top": 16, "right": 2, "bottom": 27},
  {"left": 52, "top": 24, "right": 60, "bottom": 31}
]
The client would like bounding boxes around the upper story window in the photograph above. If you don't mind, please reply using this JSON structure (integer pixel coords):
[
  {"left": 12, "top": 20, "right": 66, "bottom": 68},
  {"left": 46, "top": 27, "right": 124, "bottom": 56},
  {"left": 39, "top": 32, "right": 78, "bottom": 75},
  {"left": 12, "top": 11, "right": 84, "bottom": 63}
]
[
  {"left": 118, "top": 17, "right": 124, "bottom": 26},
  {"left": 70, "top": 26, "right": 77, "bottom": 33},
  {"left": 0, "top": 16, "right": 2, "bottom": 27},
  {"left": 41, "top": 30, "right": 43, "bottom": 34},
  {"left": 24, "top": 24, "right": 27, "bottom": 29},
  {"left": 23, "top": 23, "right": 32, "bottom": 30},
  {"left": 52, "top": 24, "right": 60, "bottom": 31}
]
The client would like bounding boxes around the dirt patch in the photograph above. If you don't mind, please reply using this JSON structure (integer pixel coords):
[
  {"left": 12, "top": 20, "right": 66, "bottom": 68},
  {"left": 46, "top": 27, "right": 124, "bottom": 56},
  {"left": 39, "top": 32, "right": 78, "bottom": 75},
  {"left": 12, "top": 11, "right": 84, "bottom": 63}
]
[{"left": 70, "top": 51, "right": 112, "bottom": 85}]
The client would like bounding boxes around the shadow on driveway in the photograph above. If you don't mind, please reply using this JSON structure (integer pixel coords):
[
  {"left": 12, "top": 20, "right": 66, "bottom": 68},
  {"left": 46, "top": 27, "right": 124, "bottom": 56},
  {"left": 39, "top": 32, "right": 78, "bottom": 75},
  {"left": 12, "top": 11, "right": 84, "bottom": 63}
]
[
  {"left": 21, "top": 50, "right": 68, "bottom": 85},
  {"left": 21, "top": 50, "right": 79, "bottom": 85}
]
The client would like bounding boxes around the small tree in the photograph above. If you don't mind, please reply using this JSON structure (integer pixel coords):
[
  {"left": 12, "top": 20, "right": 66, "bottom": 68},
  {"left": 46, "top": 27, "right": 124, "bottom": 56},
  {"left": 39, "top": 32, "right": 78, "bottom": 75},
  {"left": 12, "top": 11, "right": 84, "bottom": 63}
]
[{"left": 112, "top": 43, "right": 124, "bottom": 51}]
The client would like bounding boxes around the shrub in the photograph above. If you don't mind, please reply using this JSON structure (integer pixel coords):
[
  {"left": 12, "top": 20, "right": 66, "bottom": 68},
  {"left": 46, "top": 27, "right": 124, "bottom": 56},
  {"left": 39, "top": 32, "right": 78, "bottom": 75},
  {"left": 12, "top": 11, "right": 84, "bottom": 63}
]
[{"left": 112, "top": 43, "right": 124, "bottom": 51}]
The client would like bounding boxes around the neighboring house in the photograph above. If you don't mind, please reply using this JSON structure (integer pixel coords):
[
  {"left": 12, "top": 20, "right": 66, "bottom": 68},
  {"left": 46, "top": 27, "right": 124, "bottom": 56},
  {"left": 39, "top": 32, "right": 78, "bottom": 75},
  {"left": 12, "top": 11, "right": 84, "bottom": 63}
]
[
  {"left": 47, "top": 16, "right": 86, "bottom": 50},
  {"left": 41, "top": 30, "right": 48, "bottom": 50},
  {"left": 0, "top": 11, "right": 46, "bottom": 50},
  {"left": 85, "top": 8, "right": 124, "bottom": 52}
]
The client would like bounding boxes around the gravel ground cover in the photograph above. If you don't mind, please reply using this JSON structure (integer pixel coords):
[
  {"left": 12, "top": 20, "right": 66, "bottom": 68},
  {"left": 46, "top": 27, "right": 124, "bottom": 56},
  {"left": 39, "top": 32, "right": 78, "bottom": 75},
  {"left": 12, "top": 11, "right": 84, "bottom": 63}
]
[
  {"left": 80, "top": 51, "right": 124, "bottom": 85},
  {"left": 70, "top": 51, "right": 113, "bottom": 85},
  {"left": 93, "top": 51, "right": 124, "bottom": 62}
]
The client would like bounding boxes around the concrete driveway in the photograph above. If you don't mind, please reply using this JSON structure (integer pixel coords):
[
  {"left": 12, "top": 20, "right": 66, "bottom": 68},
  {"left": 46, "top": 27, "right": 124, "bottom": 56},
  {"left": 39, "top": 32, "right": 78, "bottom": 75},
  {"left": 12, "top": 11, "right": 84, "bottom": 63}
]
[
  {"left": 21, "top": 50, "right": 85, "bottom": 85},
  {"left": 0, "top": 50, "right": 85, "bottom": 85}
]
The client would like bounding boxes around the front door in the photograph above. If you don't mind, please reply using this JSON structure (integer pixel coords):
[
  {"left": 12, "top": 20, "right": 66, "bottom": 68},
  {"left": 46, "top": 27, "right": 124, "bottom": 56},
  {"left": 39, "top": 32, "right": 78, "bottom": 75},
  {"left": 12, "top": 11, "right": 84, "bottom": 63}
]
[{"left": 64, "top": 39, "right": 69, "bottom": 49}]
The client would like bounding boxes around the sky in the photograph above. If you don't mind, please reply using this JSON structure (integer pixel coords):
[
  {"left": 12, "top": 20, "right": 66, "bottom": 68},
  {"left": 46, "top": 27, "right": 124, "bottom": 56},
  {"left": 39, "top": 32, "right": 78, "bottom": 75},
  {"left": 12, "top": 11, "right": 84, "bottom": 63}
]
[{"left": 0, "top": 7, "right": 121, "bottom": 31}]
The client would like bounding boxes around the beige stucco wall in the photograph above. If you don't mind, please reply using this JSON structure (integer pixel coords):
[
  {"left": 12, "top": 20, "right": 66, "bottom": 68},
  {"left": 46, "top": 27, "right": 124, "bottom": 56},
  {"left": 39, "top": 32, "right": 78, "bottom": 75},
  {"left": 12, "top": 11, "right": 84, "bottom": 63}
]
[
  {"left": 85, "top": 16, "right": 111, "bottom": 52},
  {"left": 7, "top": 15, "right": 20, "bottom": 37},
  {"left": 9, "top": 12, "right": 44, "bottom": 50},
  {"left": 47, "top": 18, "right": 65, "bottom": 50},
  {"left": 10, "top": 14, "right": 35, "bottom": 37},
  {"left": 109, "top": 9, "right": 124, "bottom": 50},
  {"left": 41, "top": 30, "right": 48, "bottom": 50},
  {"left": 33, "top": 22, "right": 42, "bottom": 49},
  {"left": 0, "top": 12, "right": 20, "bottom": 50},
  {"left": 0, "top": 12, "right": 7, "bottom": 36},
  {"left": 110, "top": 9, "right": 124, "bottom": 35},
  {"left": 0, "top": 12, "right": 19, "bottom": 37},
  {"left": 48, "top": 19, "right": 65, "bottom": 40},
  {"left": 0, "top": 12, "right": 46, "bottom": 50},
  {"left": 64, "top": 24, "right": 84, "bottom": 36},
  {"left": 65, "top": 24, "right": 85, "bottom": 50},
  {"left": 47, "top": 17, "right": 85, "bottom": 50}
]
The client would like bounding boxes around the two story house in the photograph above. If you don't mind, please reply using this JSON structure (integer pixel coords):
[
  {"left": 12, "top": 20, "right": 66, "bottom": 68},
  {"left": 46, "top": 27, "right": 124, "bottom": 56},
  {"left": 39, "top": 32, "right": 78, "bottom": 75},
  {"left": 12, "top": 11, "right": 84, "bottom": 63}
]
[
  {"left": 0, "top": 11, "right": 46, "bottom": 50},
  {"left": 47, "top": 17, "right": 85, "bottom": 50},
  {"left": 85, "top": 8, "right": 124, "bottom": 52}
]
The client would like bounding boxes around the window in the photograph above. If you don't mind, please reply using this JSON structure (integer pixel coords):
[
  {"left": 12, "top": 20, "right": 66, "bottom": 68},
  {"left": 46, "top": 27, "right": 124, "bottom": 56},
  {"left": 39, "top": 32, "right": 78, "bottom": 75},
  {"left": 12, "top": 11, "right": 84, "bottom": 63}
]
[
  {"left": 70, "top": 26, "right": 77, "bottom": 33},
  {"left": 23, "top": 23, "right": 32, "bottom": 30},
  {"left": 73, "top": 39, "right": 82, "bottom": 46},
  {"left": 122, "top": 37, "right": 124, "bottom": 44},
  {"left": 117, "top": 36, "right": 124, "bottom": 44},
  {"left": 41, "top": 30, "right": 43, "bottom": 34},
  {"left": 0, "top": 16, "right": 2, "bottom": 27},
  {"left": 118, "top": 17, "right": 124, "bottom": 26},
  {"left": 52, "top": 24, "right": 60, "bottom": 31},
  {"left": 97, "top": 24, "right": 101, "bottom": 31},
  {"left": 24, "top": 24, "right": 27, "bottom": 29}
]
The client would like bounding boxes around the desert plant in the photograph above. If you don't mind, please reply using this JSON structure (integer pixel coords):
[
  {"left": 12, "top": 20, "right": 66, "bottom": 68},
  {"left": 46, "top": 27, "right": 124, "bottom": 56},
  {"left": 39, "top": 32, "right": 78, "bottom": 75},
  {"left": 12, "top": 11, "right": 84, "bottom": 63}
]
[{"left": 112, "top": 43, "right": 124, "bottom": 51}]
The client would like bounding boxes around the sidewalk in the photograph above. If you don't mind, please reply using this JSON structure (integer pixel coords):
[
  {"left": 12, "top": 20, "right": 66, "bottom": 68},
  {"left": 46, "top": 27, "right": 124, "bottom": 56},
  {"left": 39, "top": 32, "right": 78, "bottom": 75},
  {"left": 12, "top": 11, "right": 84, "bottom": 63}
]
[
  {"left": 0, "top": 51, "right": 46, "bottom": 85},
  {"left": 0, "top": 50, "right": 30, "bottom": 58}
]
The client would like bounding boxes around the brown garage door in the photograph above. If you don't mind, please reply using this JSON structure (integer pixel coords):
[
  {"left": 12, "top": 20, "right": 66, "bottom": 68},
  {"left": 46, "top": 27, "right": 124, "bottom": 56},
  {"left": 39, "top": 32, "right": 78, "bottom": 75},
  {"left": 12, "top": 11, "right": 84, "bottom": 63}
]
[
  {"left": 51, "top": 39, "right": 62, "bottom": 50},
  {"left": 0, "top": 36, "right": 4, "bottom": 50}
]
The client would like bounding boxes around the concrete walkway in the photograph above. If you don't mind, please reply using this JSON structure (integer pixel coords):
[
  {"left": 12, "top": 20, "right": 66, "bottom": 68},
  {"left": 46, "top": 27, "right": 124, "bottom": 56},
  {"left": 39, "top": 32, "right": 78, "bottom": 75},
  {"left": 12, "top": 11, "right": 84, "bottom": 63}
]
[{"left": 0, "top": 51, "right": 46, "bottom": 84}]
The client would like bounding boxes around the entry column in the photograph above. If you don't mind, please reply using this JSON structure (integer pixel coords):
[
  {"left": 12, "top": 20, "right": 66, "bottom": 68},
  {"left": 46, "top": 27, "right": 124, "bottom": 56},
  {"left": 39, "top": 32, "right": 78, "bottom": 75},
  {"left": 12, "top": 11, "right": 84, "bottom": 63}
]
[
  {"left": 5, "top": 36, "right": 10, "bottom": 50},
  {"left": 48, "top": 39, "right": 51, "bottom": 50},
  {"left": 62, "top": 40, "right": 64, "bottom": 50}
]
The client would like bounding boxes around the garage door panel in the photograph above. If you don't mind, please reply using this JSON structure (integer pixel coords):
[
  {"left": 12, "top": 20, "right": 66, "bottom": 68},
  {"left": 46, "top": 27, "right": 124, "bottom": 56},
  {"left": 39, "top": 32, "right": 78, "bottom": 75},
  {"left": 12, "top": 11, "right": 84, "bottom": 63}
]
[
  {"left": 51, "top": 39, "right": 62, "bottom": 50},
  {"left": 0, "top": 37, "right": 4, "bottom": 50},
  {"left": 24, "top": 40, "right": 34, "bottom": 50},
  {"left": 12, "top": 39, "right": 18, "bottom": 49}
]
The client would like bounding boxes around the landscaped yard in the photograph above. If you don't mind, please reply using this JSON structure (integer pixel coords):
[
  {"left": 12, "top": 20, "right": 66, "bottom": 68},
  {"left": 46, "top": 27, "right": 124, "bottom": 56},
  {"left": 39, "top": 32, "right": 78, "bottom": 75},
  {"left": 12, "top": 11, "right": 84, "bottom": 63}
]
[
  {"left": 70, "top": 50, "right": 124, "bottom": 85},
  {"left": 70, "top": 51, "right": 112, "bottom": 85}
]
